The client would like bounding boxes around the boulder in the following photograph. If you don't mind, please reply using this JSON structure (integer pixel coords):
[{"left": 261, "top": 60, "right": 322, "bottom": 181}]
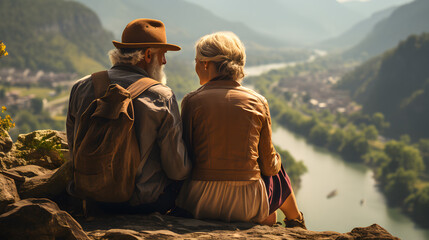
[
  {"left": 0, "top": 155, "right": 27, "bottom": 170},
  {"left": 0, "top": 128, "right": 13, "bottom": 153},
  {"left": 18, "top": 160, "right": 72, "bottom": 199},
  {"left": 0, "top": 198, "right": 90, "bottom": 240},
  {"left": 8, "top": 164, "right": 53, "bottom": 178},
  {"left": 10, "top": 130, "right": 69, "bottom": 169},
  {"left": 0, "top": 174, "right": 20, "bottom": 213}
]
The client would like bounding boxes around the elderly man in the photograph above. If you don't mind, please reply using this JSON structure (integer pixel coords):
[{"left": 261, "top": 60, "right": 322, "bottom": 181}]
[{"left": 66, "top": 18, "right": 191, "bottom": 214}]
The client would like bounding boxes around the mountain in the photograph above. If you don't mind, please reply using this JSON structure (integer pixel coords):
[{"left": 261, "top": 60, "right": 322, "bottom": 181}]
[
  {"left": 72, "top": 0, "right": 288, "bottom": 53},
  {"left": 319, "top": 6, "right": 397, "bottom": 50},
  {"left": 345, "top": 0, "right": 429, "bottom": 59},
  {"left": 185, "top": 0, "right": 363, "bottom": 45},
  {"left": 336, "top": 33, "right": 429, "bottom": 139},
  {"left": 341, "top": 0, "right": 413, "bottom": 17},
  {"left": 0, "top": 0, "right": 113, "bottom": 74}
]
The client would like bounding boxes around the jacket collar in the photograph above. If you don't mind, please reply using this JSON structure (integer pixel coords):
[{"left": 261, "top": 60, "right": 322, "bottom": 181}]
[{"left": 203, "top": 77, "right": 242, "bottom": 89}]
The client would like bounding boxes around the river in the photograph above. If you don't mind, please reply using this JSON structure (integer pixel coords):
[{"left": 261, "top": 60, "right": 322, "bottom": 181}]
[
  {"left": 272, "top": 127, "right": 429, "bottom": 240},
  {"left": 244, "top": 59, "right": 429, "bottom": 240}
]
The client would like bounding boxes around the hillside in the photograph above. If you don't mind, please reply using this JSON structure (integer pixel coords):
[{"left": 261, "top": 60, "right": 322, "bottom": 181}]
[
  {"left": 345, "top": 0, "right": 429, "bottom": 59},
  {"left": 336, "top": 33, "right": 429, "bottom": 139},
  {"left": 0, "top": 0, "right": 113, "bottom": 74},
  {"left": 342, "top": 0, "right": 412, "bottom": 17},
  {"left": 319, "top": 6, "right": 397, "bottom": 50},
  {"left": 186, "top": 0, "right": 363, "bottom": 45}
]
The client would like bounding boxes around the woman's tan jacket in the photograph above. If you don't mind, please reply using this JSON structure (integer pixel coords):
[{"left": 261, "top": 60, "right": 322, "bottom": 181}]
[{"left": 181, "top": 79, "right": 281, "bottom": 181}]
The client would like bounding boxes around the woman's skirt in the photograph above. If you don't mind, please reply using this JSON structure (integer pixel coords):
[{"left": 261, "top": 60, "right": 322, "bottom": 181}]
[
  {"left": 262, "top": 164, "right": 292, "bottom": 214},
  {"left": 175, "top": 179, "right": 270, "bottom": 223}
]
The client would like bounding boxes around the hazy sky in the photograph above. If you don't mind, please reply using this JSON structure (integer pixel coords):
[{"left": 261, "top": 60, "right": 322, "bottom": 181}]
[{"left": 337, "top": 0, "right": 371, "bottom": 2}]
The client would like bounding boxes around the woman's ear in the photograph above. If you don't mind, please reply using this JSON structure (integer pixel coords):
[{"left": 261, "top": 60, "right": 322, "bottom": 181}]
[
  {"left": 204, "top": 61, "right": 208, "bottom": 70},
  {"left": 144, "top": 49, "right": 151, "bottom": 64}
]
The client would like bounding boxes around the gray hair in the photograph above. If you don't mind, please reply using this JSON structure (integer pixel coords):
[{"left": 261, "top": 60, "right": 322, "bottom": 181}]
[
  {"left": 108, "top": 48, "right": 160, "bottom": 66},
  {"left": 195, "top": 31, "right": 246, "bottom": 81}
]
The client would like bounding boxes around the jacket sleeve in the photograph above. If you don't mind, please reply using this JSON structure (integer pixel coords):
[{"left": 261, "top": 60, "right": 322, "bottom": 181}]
[
  {"left": 180, "top": 95, "right": 194, "bottom": 163},
  {"left": 157, "top": 94, "right": 192, "bottom": 180},
  {"left": 257, "top": 99, "right": 281, "bottom": 176}
]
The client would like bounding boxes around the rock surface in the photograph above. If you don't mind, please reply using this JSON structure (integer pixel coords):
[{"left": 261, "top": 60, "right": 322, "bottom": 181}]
[
  {"left": 0, "top": 128, "right": 13, "bottom": 153},
  {"left": 81, "top": 213, "right": 399, "bottom": 240},
  {"left": 18, "top": 160, "right": 72, "bottom": 199},
  {"left": 0, "top": 174, "right": 20, "bottom": 213},
  {"left": 0, "top": 198, "right": 90, "bottom": 240}
]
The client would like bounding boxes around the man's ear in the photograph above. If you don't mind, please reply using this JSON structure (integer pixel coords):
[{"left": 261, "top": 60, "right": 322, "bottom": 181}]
[{"left": 144, "top": 49, "right": 151, "bottom": 64}]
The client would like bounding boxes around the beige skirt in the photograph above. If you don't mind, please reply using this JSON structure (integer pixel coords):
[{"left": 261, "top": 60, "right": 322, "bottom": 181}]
[{"left": 176, "top": 179, "right": 269, "bottom": 223}]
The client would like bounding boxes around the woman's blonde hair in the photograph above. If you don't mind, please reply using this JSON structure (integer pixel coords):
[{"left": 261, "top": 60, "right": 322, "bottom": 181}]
[{"left": 195, "top": 31, "right": 246, "bottom": 81}]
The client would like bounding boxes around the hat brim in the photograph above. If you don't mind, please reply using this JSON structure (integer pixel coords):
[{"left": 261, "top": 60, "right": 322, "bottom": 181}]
[{"left": 112, "top": 40, "right": 181, "bottom": 51}]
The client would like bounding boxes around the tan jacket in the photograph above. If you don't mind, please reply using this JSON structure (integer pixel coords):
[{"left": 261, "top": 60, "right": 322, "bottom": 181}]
[{"left": 181, "top": 79, "right": 281, "bottom": 181}]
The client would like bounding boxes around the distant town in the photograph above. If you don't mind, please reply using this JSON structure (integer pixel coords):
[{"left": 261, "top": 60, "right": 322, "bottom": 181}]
[{"left": 0, "top": 68, "right": 78, "bottom": 115}]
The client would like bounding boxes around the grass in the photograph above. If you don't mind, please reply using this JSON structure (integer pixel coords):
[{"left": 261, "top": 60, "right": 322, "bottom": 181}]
[
  {"left": 9, "top": 86, "right": 53, "bottom": 99},
  {"left": 3, "top": 85, "right": 70, "bottom": 101}
]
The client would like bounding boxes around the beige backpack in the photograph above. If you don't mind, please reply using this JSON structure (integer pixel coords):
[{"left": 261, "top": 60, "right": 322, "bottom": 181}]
[{"left": 71, "top": 71, "right": 159, "bottom": 202}]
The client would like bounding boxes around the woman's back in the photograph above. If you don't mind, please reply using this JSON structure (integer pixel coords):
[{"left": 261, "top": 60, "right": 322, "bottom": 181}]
[{"left": 182, "top": 79, "right": 279, "bottom": 181}]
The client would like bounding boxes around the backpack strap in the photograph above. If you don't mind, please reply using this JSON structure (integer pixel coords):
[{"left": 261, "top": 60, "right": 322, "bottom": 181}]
[
  {"left": 91, "top": 71, "right": 110, "bottom": 99},
  {"left": 91, "top": 70, "right": 159, "bottom": 99},
  {"left": 127, "top": 77, "right": 160, "bottom": 99}
]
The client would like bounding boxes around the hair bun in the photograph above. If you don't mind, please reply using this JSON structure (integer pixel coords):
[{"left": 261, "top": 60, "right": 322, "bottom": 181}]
[{"left": 195, "top": 31, "right": 246, "bottom": 80}]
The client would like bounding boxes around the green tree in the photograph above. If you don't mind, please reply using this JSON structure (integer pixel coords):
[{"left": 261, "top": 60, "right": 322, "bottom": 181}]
[
  {"left": 400, "top": 134, "right": 411, "bottom": 144},
  {"left": 327, "top": 128, "right": 345, "bottom": 152},
  {"left": 364, "top": 151, "right": 390, "bottom": 168},
  {"left": 364, "top": 125, "right": 379, "bottom": 140},
  {"left": 309, "top": 123, "right": 330, "bottom": 146},
  {"left": 384, "top": 168, "right": 417, "bottom": 206},
  {"left": 15, "top": 110, "right": 40, "bottom": 131},
  {"left": 0, "top": 88, "right": 5, "bottom": 99},
  {"left": 418, "top": 139, "right": 429, "bottom": 174},
  {"left": 383, "top": 140, "right": 425, "bottom": 176},
  {"left": 372, "top": 112, "right": 390, "bottom": 132},
  {"left": 342, "top": 133, "right": 369, "bottom": 162},
  {"left": 405, "top": 186, "right": 429, "bottom": 224},
  {"left": 275, "top": 145, "right": 307, "bottom": 187},
  {"left": 30, "top": 98, "right": 44, "bottom": 114}
]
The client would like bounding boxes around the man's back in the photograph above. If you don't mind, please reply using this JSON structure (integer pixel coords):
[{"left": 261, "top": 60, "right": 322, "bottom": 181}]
[{"left": 67, "top": 63, "right": 191, "bottom": 205}]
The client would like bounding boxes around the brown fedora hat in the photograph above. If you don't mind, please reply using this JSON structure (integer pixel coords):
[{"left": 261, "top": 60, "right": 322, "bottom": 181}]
[{"left": 112, "top": 18, "right": 181, "bottom": 51}]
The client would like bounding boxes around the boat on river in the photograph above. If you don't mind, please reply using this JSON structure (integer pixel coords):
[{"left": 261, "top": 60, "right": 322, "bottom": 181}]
[{"left": 326, "top": 189, "right": 338, "bottom": 199}]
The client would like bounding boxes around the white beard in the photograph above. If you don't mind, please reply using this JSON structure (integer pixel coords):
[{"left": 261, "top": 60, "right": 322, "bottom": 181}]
[{"left": 147, "top": 55, "right": 167, "bottom": 85}]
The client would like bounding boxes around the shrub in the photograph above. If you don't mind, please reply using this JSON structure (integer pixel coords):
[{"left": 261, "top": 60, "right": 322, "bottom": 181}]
[{"left": 0, "top": 106, "right": 15, "bottom": 134}]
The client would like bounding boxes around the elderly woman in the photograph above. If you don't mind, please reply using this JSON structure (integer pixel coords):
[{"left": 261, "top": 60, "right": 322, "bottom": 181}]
[{"left": 176, "top": 32, "right": 305, "bottom": 227}]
